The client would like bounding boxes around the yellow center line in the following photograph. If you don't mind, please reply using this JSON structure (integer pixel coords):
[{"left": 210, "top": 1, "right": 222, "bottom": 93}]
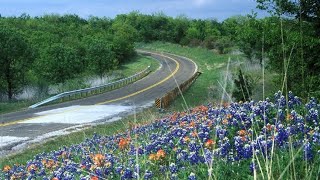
[
  {"left": 96, "top": 53, "right": 179, "bottom": 105},
  {"left": 0, "top": 52, "right": 180, "bottom": 127}
]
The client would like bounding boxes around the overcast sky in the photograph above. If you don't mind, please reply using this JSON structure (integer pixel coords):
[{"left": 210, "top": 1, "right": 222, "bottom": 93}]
[{"left": 0, "top": 0, "right": 267, "bottom": 21}]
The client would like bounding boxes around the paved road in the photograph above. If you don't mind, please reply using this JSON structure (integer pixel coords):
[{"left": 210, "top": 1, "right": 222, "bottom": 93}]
[{"left": 0, "top": 50, "right": 197, "bottom": 156}]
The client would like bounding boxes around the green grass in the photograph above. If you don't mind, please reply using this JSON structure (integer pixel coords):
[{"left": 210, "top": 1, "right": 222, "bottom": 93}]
[
  {"left": 0, "top": 54, "right": 159, "bottom": 115},
  {"left": 117, "top": 54, "right": 159, "bottom": 77},
  {"left": 0, "top": 100, "right": 38, "bottom": 115},
  {"left": 136, "top": 41, "right": 245, "bottom": 110}
]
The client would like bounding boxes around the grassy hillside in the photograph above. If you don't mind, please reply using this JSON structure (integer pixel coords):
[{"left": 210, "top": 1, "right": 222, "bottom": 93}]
[
  {"left": 137, "top": 42, "right": 245, "bottom": 110},
  {"left": 137, "top": 42, "right": 281, "bottom": 109}
]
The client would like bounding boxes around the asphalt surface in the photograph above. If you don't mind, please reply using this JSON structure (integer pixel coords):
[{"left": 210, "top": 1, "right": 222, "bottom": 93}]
[{"left": 0, "top": 50, "right": 197, "bottom": 155}]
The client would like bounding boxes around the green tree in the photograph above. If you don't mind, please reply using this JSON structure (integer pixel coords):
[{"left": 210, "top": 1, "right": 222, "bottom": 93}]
[
  {"left": 221, "top": 16, "right": 246, "bottom": 40},
  {"left": 236, "top": 14, "right": 265, "bottom": 64},
  {"left": 215, "top": 36, "right": 233, "bottom": 54},
  {"left": 111, "top": 20, "right": 137, "bottom": 63},
  {"left": 203, "top": 19, "right": 221, "bottom": 49},
  {"left": 37, "top": 43, "right": 83, "bottom": 84},
  {"left": 174, "top": 16, "right": 188, "bottom": 43},
  {"left": 256, "top": 0, "right": 320, "bottom": 98},
  {"left": 185, "top": 26, "right": 202, "bottom": 46},
  {"left": 87, "top": 40, "right": 118, "bottom": 79},
  {"left": 256, "top": 0, "right": 320, "bottom": 36},
  {"left": 0, "top": 28, "right": 33, "bottom": 100}
]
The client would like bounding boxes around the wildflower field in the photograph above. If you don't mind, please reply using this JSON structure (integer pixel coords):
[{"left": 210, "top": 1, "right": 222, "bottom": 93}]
[{"left": 1, "top": 91, "right": 320, "bottom": 179}]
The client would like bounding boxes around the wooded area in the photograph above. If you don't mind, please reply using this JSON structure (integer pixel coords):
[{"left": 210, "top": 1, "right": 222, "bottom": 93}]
[{"left": 0, "top": 14, "right": 136, "bottom": 100}]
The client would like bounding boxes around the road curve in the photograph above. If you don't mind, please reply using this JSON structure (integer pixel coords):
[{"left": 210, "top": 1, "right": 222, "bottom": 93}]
[{"left": 0, "top": 50, "right": 197, "bottom": 155}]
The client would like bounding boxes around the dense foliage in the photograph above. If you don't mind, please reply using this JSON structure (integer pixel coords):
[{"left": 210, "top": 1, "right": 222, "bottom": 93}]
[
  {"left": 1, "top": 92, "right": 319, "bottom": 179},
  {"left": 232, "top": 0, "right": 320, "bottom": 99},
  {"left": 0, "top": 14, "right": 136, "bottom": 100},
  {"left": 0, "top": 28, "right": 33, "bottom": 99},
  {"left": 0, "top": 12, "right": 233, "bottom": 100}
]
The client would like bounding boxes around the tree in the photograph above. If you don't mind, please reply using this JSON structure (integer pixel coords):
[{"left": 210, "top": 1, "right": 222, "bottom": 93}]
[
  {"left": 0, "top": 28, "right": 33, "bottom": 100},
  {"left": 221, "top": 16, "right": 246, "bottom": 40},
  {"left": 37, "top": 43, "right": 83, "bottom": 84},
  {"left": 215, "top": 36, "right": 233, "bottom": 54},
  {"left": 111, "top": 20, "right": 138, "bottom": 63},
  {"left": 256, "top": 0, "right": 320, "bottom": 36},
  {"left": 172, "top": 15, "right": 189, "bottom": 44},
  {"left": 256, "top": 0, "right": 320, "bottom": 98},
  {"left": 151, "top": 13, "right": 174, "bottom": 42},
  {"left": 185, "top": 26, "right": 202, "bottom": 46},
  {"left": 204, "top": 19, "right": 221, "bottom": 37},
  {"left": 202, "top": 19, "right": 221, "bottom": 49},
  {"left": 236, "top": 14, "right": 265, "bottom": 64},
  {"left": 256, "top": 0, "right": 320, "bottom": 63},
  {"left": 87, "top": 40, "right": 118, "bottom": 79}
]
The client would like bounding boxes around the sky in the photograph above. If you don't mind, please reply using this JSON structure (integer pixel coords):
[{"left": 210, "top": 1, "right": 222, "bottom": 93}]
[{"left": 0, "top": 0, "right": 268, "bottom": 21}]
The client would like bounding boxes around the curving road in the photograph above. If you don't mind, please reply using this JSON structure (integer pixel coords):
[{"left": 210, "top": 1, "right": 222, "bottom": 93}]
[{"left": 0, "top": 50, "right": 197, "bottom": 156}]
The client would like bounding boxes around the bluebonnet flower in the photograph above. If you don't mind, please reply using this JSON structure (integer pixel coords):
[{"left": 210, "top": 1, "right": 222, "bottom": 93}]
[
  {"left": 177, "top": 150, "right": 188, "bottom": 162},
  {"left": 307, "top": 108, "right": 318, "bottom": 122},
  {"left": 115, "top": 165, "right": 123, "bottom": 174},
  {"left": 159, "top": 165, "right": 167, "bottom": 172},
  {"left": 312, "top": 128, "right": 320, "bottom": 144},
  {"left": 204, "top": 149, "right": 213, "bottom": 163},
  {"left": 144, "top": 170, "right": 153, "bottom": 179},
  {"left": 304, "top": 141, "right": 313, "bottom": 161},
  {"left": 249, "top": 161, "right": 258, "bottom": 174},
  {"left": 275, "top": 123, "right": 289, "bottom": 146},
  {"left": 306, "top": 97, "right": 318, "bottom": 110},
  {"left": 277, "top": 109, "right": 285, "bottom": 122},
  {"left": 169, "top": 163, "right": 178, "bottom": 174},
  {"left": 243, "top": 144, "right": 253, "bottom": 159},
  {"left": 121, "top": 168, "right": 133, "bottom": 179},
  {"left": 188, "top": 140, "right": 200, "bottom": 152}
]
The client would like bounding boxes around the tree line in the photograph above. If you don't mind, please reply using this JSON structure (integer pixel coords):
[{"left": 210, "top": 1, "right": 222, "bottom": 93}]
[
  {"left": 0, "top": 12, "right": 233, "bottom": 100},
  {"left": 0, "top": 14, "right": 136, "bottom": 100}
]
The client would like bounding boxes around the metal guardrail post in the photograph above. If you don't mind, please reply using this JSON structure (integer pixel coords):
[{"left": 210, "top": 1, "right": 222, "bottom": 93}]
[{"left": 154, "top": 71, "right": 201, "bottom": 109}]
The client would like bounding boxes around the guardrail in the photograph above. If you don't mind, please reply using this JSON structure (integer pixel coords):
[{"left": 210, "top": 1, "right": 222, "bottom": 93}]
[
  {"left": 29, "top": 66, "right": 151, "bottom": 108},
  {"left": 155, "top": 71, "right": 201, "bottom": 109}
]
